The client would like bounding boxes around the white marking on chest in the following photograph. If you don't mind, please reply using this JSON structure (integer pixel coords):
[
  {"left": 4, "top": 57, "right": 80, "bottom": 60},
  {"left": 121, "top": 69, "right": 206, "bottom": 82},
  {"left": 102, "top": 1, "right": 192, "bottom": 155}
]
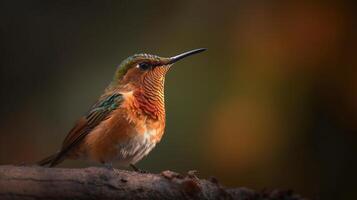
[{"left": 115, "top": 129, "right": 157, "bottom": 166}]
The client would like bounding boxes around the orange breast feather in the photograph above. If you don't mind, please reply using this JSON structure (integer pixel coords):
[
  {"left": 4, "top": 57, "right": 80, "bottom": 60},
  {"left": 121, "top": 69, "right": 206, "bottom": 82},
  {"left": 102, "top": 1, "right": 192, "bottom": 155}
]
[{"left": 80, "top": 91, "right": 164, "bottom": 163}]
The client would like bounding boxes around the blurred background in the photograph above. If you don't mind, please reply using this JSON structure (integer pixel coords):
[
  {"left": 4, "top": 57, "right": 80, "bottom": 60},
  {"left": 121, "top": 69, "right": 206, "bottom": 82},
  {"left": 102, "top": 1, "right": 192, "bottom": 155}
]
[{"left": 0, "top": 0, "right": 356, "bottom": 199}]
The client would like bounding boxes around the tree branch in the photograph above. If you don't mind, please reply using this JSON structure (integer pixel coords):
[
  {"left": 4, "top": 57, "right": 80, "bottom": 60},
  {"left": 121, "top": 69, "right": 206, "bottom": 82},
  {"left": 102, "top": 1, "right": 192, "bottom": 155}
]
[{"left": 0, "top": 165, "right": 306, "bottom": 200}]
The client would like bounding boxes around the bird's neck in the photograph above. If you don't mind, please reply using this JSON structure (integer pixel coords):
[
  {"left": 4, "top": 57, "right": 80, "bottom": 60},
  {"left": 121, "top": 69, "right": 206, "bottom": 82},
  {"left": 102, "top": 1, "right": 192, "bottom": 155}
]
[{"left": 134, "top": 68, "right": 168, "bottom": 120}]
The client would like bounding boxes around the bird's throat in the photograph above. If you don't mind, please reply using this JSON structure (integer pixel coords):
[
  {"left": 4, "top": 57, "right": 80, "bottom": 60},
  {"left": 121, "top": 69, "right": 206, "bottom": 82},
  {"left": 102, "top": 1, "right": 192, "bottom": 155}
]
[{"left": 134, "top": 68, "right": 168, "bottom": 120}]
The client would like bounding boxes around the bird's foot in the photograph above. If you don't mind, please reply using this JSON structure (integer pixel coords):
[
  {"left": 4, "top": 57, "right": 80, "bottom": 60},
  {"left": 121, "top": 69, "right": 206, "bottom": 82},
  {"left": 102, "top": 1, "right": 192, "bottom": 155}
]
[
  {"left": 103, "top": 163, "right": 121, "bottom": 175},
  {"left": 130, "top": 164, "right": 148, "bottom": 173}
]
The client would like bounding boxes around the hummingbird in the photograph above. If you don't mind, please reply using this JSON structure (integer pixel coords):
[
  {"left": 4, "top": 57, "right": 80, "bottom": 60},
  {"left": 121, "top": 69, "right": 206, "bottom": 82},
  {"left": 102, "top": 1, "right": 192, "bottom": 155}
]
[{"left": 38, "top": 48, "right": 206, "bottom": 171}]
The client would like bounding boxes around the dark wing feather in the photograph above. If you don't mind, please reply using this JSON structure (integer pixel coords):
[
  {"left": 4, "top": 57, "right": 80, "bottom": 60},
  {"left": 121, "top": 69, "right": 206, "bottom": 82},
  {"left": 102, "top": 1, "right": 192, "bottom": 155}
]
[{"left": 48, "top": 93, "right": 123, "bottom": 167}]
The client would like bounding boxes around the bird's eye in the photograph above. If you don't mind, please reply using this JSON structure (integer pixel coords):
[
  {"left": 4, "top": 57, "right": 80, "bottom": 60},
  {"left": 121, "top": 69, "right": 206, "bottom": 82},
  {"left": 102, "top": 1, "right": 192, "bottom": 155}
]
[{"left": 138, "top": 63, "right": 151, "bottom": 70}]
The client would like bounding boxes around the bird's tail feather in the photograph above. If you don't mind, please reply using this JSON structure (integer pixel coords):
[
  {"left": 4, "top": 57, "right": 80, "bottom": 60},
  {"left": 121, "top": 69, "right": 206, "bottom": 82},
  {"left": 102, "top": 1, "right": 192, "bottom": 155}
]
[{"left": 37, "top": 152, "right": 62, "bottom": 167}]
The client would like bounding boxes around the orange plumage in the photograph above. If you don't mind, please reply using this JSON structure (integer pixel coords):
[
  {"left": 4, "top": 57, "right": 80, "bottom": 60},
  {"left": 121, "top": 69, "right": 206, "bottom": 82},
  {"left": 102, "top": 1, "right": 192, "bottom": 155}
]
[{"left": 37, "top": 49, "right": 206, "bottom": 170}]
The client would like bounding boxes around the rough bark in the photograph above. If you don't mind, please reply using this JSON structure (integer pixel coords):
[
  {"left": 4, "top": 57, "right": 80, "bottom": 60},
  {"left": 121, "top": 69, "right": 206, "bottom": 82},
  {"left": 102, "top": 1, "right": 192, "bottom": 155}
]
[{"left": 0, "top": 165, "right": 306, "bottom": 200}]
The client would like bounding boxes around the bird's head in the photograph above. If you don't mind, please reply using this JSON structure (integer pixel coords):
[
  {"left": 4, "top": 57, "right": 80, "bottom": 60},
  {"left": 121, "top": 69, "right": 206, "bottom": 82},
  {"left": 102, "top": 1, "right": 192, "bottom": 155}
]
[{"left": 112, "top": 48, "right": 206, "bottom": 88}]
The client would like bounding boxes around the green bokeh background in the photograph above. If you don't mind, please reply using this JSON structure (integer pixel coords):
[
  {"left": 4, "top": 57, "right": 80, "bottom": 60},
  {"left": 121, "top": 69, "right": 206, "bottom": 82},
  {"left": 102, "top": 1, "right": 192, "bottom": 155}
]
[{"left": 0, "top": 1, "right": 356, "bottom": 199}]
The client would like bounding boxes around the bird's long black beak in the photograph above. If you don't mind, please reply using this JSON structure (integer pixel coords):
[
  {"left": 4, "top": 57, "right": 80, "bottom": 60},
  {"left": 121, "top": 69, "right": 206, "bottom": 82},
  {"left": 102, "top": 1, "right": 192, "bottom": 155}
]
[{"left": 168, "top": 48, "right": 206, "bottom": 64}]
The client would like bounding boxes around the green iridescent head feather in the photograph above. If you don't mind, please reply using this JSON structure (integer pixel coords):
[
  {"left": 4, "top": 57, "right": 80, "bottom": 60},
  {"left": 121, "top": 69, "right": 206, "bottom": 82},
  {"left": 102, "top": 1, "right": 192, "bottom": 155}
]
[
  {"left": 113, "top": 48, "right": 207, "bottom": 81},
  {"left": 114, "top": 53, "right": 170, "bottom": 81}
]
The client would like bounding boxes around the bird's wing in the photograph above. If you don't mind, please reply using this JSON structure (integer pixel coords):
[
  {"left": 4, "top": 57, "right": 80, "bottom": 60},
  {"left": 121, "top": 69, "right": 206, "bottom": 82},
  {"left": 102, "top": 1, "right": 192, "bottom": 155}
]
[{"left": 49, "top": 93, "right": 123, "bottom": 166}]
